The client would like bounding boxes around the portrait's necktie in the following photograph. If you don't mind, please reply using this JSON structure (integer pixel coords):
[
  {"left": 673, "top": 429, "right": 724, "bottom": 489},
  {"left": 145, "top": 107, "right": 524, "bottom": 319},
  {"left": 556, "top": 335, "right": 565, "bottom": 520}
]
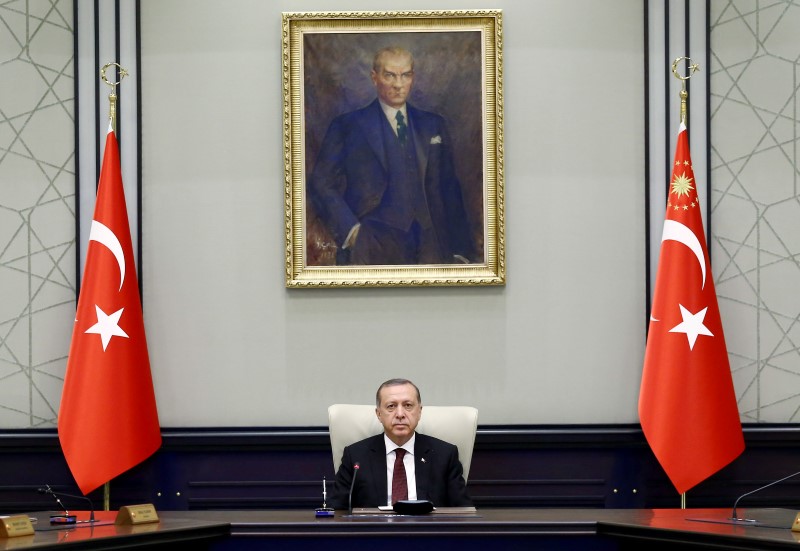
[
  {"left": 395, "top": 111, "right": 407, "bottom": 145},
  {"left": 391, "top": 448, "right": 408, "bottom": 503}
]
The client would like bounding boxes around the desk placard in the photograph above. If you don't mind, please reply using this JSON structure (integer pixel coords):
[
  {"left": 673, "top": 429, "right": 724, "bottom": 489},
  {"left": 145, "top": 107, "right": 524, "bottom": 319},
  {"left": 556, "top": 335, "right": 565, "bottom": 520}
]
[
  {"left": 0, "top": 515, "right": 34, "bottom": 537},
  {"left": 792, "top": 511, "right": 800, "bottom": 532},
  {"left": 115, "top": 504, "right": 159, "bottom": 525}
]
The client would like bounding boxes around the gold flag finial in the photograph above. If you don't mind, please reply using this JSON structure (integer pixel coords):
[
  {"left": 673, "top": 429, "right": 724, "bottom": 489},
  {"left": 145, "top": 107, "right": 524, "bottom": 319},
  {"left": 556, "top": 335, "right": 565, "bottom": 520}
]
[
  {"left": 100, "top": 62, "right": 129, "bottom": 132},
  {"left": 671, "top": 57, "right": 699, "bottom": 126}
]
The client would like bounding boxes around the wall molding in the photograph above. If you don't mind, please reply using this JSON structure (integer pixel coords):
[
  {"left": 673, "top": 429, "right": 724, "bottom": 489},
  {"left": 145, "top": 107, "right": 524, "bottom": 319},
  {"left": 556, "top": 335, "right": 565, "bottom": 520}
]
[{"left": 4, "top": 425, "right": 800, "bottom": 512}]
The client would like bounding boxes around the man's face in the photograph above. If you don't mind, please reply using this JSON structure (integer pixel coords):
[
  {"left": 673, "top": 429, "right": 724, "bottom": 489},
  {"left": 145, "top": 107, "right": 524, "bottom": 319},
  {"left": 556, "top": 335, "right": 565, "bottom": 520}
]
[
  {"left": 376, "top": 383, "right": 422, "bottom": 446},
  {"left": 371, "top": 53, "right": 414, "bottom": 109}
]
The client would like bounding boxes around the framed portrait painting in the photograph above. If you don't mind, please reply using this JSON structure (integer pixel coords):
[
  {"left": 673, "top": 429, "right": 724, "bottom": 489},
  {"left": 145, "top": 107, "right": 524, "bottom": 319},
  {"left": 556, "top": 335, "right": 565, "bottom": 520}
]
[{"left": 282, "top": 10, "right": 504, "bottom": 288}]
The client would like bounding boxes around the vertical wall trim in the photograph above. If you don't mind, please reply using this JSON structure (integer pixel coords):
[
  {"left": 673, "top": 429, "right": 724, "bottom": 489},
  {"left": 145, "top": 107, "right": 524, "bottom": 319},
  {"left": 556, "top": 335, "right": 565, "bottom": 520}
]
[
  {"left": 76, "top": 1, "right": 97, "bottom": 277},
  {"left": 135, "top": 0, "right": 143, "bottom": 292},
  {"left": 704, "top": 0, "right": 711, "bottom": 244},
  {"left": 646, "top": 0, "right": 669, "bottom": 304},
  {"left": 643, "top": 0, "right": 652, "bottom": 322},
  {"left": 646, "top": 0, "right": 711, "bottom": 306},
  {"left": 75, "top": 0, "right": 140, "bottom": 284},
  {"left": 73, "top": 0, "right": 81, "bottom": 290},
  {"left": 118, "top": 0, "right": 141, "bottom": 270}
]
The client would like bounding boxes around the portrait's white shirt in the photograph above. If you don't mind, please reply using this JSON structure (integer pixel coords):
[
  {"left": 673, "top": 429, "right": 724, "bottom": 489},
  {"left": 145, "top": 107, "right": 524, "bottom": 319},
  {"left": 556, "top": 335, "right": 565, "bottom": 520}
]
[
  {"left": 384, "top": 432, "right": 417, "bottom": 505},
  {"left": 379, "top": 100, "right": 408, "bottom": 138}
]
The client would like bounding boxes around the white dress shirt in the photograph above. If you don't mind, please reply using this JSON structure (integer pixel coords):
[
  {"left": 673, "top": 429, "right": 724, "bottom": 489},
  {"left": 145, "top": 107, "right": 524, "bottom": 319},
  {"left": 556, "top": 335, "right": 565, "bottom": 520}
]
[
  {"left": 384, "top": 432, "right": 417, "bottom": 505},
  {"left": 379, "top": 100, "right": 408, "bottom": 138}
]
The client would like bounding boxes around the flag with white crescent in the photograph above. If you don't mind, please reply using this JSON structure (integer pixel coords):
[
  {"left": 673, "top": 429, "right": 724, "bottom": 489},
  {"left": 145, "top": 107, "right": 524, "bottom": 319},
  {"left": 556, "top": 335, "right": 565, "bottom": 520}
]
[
  {"left": 639, "top": 122, "right": 744, "bottom": 494},
  {"left": 58, "top": 124, "right": 161, "bottom": 495}
]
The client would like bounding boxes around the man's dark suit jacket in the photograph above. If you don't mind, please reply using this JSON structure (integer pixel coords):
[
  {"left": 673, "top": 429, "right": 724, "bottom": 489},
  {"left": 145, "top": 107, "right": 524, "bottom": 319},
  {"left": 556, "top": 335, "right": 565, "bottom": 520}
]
[
  {"left": 330, "top": 432, "right": 473, "bottom": 509},
  {"left": 308, "top": 99, "right": 477, "bottom": 263}
]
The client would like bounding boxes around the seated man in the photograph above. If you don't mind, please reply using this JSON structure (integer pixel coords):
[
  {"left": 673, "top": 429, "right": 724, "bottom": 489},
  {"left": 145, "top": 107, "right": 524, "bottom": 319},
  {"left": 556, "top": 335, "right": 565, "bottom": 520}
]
[{"left": 331, "top": 378, "right": 473, "bottom": 509}]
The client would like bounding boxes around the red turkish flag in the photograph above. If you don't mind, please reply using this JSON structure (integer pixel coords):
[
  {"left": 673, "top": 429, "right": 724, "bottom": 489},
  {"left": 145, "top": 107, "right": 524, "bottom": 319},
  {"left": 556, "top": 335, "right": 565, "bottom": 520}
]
[
  {"left": 58, "top": 125, "right": 161, "bottom": 495},
  {"left": 639, "top": 122, "right": 743, "bottom": 494}
]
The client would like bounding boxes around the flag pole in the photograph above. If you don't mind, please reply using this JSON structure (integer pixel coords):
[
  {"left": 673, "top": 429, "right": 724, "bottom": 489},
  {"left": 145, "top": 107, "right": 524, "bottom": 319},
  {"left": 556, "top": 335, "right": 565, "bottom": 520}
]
[
  {"left": 98, "top": 62, "right": 129, "bottom": 511},
  {"left": 671, "top": 56, "right": 699, "bottom": 512},
  {"left": 640, "top": 53, "right": 742, "bottom": 507}
]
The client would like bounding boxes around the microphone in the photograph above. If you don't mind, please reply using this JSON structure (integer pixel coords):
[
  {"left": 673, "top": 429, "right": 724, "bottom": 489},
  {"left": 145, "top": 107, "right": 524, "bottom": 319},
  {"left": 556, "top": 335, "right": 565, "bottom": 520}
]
[
  {"left": 348, "top": 462, "right": 360, "bottom": 514},
  {"left": 730, "top": 470, "right": 800, "bottom": 522},
  {"left": 38, "top": 485, "right": 96, "bottom": 524},
  {"left": 314, "top": 476, "right": 334, "bottom": 517}
]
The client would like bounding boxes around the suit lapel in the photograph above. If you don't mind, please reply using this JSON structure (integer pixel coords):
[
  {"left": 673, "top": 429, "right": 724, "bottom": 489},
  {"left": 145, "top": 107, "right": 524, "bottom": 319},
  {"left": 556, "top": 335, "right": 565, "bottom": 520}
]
[
  {"left": 407, "top": 104, "right": 431, "bottom": 183},
  {"left": 357, "top": 100, "right": 389, "bottom": 173},
  {"left": 414, "top": 434, "right": 432, "bottom": 501},
  {"left": 367, "top": 435, "right": 387, "bottom": 505}
]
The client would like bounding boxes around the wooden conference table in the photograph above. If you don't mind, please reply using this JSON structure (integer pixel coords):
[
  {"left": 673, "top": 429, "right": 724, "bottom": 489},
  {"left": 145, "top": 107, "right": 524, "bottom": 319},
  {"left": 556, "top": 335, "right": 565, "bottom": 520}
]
[
  {"left": 6, "top": 507, "right": 800, "bottom": 550},
  {"left": 0, "top": 510, "right": 229, "bottom": 550}
]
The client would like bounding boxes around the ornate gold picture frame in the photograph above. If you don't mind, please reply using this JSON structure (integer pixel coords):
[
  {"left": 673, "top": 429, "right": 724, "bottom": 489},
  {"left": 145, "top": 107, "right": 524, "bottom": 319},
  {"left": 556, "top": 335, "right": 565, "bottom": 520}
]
[{"left": 282, "top": 10, "right": 504, "bottom": 288}]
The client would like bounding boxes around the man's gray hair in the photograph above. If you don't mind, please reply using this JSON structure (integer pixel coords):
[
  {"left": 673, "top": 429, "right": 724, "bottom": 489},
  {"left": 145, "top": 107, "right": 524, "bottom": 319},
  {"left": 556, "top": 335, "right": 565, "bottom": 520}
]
[
  {"left": 372, "top": 46, "right": 414, "bottom": 72},
  {"left": 376, "top": 378, "right": 421, "bottom": 407}
]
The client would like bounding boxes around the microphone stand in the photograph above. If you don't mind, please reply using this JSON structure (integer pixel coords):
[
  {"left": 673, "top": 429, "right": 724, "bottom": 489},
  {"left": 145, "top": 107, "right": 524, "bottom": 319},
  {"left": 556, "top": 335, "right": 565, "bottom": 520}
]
[
  {"left": 348, "top": 463, "right": 360, "bottom": 515},
  {"left": 38, "top": 485, "right": 75, "bottom": 524},
  {"left": 39, "top": 485, "right": 97, "bottom": 524},
  {"left": 730, "top": 470, "right": 800, "bottom": 522},
  {"left": 314, "top": 477, "right": 334, "bottom": 517}
]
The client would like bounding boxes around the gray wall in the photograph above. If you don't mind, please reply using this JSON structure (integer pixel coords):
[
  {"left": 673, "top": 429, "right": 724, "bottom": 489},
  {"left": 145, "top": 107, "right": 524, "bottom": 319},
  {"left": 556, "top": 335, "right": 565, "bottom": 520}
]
[
  {"left": 138, "top": 0, "right": 646, "bottom": 426},
  {"left": 9, "top": 1, "right": 796, "bottom": 430}
]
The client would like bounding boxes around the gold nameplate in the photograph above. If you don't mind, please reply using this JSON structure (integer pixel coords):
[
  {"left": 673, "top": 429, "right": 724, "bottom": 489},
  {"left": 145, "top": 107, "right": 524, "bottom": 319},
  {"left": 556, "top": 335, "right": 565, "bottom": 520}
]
[
  {"left": 115, "top": 504, "right": 159, "bottom": 525},
  {"left": 792, "top": 511, "right": 800, "bottom": 532},
  {"left": 0, "top": 515, "right": 34, "bottom": 538}
]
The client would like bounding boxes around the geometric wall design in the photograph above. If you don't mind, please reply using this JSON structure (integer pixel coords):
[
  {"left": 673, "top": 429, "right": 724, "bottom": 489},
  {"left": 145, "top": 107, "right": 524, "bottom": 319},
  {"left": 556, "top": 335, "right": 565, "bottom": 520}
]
[
  {"left": 709, "top": 1, "right": 800, "bottom": 422},
  {"left": 1, "top": 1, "right": 799, "bottom": 427},
  {"left": 0, "top": 0, "right": 74, "bottom": 428}
]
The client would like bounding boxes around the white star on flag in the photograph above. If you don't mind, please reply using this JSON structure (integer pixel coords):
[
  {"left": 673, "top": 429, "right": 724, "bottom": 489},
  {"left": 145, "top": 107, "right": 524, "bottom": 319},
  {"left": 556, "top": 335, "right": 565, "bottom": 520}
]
[
  {"left": 669, "top": 304, "right": 713, "bottom": 350},
  {"left": 84, "top": 305, "right": 129, "bottom": 351}
]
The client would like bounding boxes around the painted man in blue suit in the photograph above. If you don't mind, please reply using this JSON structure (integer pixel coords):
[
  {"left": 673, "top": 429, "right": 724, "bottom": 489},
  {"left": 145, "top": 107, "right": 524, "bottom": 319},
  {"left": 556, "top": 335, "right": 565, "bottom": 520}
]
[
  {"left": 308, "top": 47, "right": 478, "bottom": 265},
  {"left": 331, "top": 378, "right": 473, "bottom": 509}
]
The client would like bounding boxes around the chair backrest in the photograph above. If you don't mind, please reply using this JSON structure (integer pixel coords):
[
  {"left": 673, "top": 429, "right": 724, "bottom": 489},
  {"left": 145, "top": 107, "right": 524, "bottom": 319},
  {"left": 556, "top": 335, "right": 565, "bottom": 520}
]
[{"left": 328, "top": 404, "right": 478, "bottom": 481}]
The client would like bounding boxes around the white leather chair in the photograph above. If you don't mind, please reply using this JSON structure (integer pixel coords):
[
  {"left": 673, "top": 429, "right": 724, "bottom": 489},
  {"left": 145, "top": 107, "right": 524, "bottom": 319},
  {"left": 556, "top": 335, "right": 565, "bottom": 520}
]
[{"left": 328, "top": 404, "right": 479, "bottom": 481}]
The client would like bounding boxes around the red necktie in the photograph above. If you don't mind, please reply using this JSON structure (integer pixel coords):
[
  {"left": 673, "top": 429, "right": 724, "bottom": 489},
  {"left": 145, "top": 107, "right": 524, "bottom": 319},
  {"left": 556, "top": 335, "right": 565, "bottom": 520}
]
[{"left": 392, "top": 448, "right": 408, "bottom": 503}]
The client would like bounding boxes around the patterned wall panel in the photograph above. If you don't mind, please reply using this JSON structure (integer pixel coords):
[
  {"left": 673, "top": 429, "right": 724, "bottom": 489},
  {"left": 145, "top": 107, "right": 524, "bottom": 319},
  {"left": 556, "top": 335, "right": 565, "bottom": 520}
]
[
  {"left": 1, "top": 1, "right": 799, "bottom": 428},
  {"left": 0, "top": 1, "right": 74, "bottom": 427},
  {"left": 710, "top": 1, "right": 800, "bottom": 422}
]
